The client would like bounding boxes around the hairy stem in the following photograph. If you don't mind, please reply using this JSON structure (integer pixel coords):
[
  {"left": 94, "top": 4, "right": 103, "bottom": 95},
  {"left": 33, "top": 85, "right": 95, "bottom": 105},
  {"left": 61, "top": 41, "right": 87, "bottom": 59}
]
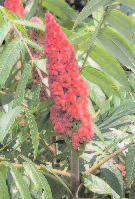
[{"left": 68, "top": 148, "right": 80, "bottom": 199}]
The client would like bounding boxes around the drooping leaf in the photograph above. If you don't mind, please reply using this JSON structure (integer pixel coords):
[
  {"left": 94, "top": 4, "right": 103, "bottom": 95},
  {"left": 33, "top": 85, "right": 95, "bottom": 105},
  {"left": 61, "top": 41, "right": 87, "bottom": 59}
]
[
  {"left": 129, "top": 185, "right": 135, "bottom": 199},
  {"left": 42, "top": 0, "right": 77, "bottom": 21},
  {"left": 2, "top": 93, "right": 14, "bottom": 113},
  {"left": 0, "top": 21, "right": 12, "bottom": 46},
  {"left": 93, "top": 123, "right": 104, "bottom": 142},
  {"left": 73, "top": 0, "right": 108, "bottom": 29},
  {"left": 25, "top": 109, "right": 39, "bottom": 159},
  {"left": 93, "top": 6, "right": 104, "bottom": 26},
  {"left": 101, "top": 160, "right": 125, "bottom": 197},
  {"left": 69, "top": 26, "right": 93, "bottom": 49},
  {"left": 106, "top": 9, "right": 135, "bottom": 45},
  {"left": 0, "top": 165, "right": 10, "bottom": 199},
  {"left": 23, "top": 38, "right": 43, "bottom": 54},
  {"left": 3, "top": 161, "right": 32, "bottom": 199},
  {"left": 98, "top": 101, "right": 135, "bottom": 129},
  {"left": 81, "top": 67, "right": 121, "bottom": 97},
  {"left": 82, "top": 172, "right": 120, "bottom": 199},
  {"left": 24, "top": 0, "right": 39, "bottom": 20},
  {"left": 0, "top": 38, "right": 23, "bottom": 86},
  {"left": 99, "top": 115, "right": 135, "bottom": 131},
  {"left": 13, "top": 63, "right": 32, "bottom": 108},
  {"left": 31, "top": 97, "right": 54, "bottom": 115},
  {"left": 21, "top": 156, "right": 53, "bottom": 199},
  {"left": 125, "top": 144, "right": 135, "bottom": 186},
  {"left": 0, "top": 6, "right": 28, "bottom": 38},
  {"left": 0, "top": 10, "right": 4, "bottom": 26},
  {"left": 89, "top": 45, "right": 129, "bottom": 90},
  {"left": 128, "top": 73, "right": 135, "bottom": 90},
  {"left": 114, "top": 0, "right": 135, "bottom": 10},
  {"left": 0, "top": 106, "right": 24, "bottom": 143},
  {"left": 29, "top": 83, "right": 42, "bottom": 110},
  {"left": 12, "top": 19, "right": 45, "bottom": 32},
  {"left": 86, "top": 80, "right": 109, "bottom": 113},
  {"left": 32, "top": 59, "right": 47, "bottom": 74},
  {"left": 98, "top": 27, "right": 135, "bottom": 72},
  {"left": 41, "top": 166, "right": 73, "bottom": 198}
]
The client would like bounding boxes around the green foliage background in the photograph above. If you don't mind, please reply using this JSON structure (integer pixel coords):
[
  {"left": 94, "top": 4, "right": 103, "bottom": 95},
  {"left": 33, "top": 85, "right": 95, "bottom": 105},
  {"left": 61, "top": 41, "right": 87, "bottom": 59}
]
[{"left": 1, "top": 0, "right": 135, "bottom": 198}]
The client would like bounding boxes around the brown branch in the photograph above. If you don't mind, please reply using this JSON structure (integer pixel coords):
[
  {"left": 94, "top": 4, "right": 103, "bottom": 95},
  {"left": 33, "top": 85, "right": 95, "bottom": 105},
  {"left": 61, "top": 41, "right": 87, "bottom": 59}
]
[
  {"left": 87, "top": 143, "right": 130, "bottom": 174},
  {"left": 0, "top": 161, "right": 72, "bottom": 178}
]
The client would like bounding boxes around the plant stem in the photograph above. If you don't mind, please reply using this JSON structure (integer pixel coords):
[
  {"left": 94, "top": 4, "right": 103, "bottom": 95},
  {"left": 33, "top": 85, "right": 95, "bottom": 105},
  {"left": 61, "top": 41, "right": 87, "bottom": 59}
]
[{"left": 68, "top": 148, "right": 80, "bottom": 199}]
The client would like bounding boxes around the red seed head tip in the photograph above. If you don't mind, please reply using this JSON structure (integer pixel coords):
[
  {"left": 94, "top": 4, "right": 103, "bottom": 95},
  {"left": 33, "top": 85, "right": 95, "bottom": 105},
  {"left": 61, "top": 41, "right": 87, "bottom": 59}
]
[
  {"left": 45, "top": 12, "right": 54, "bottom": 22},
  {"left": 30, "top": 17, "right": 43, "bottom": 24}
]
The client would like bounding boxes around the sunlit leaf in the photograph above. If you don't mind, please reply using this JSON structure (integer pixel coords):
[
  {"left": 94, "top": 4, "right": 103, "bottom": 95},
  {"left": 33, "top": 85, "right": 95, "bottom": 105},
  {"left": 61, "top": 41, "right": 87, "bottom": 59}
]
[
  {"left": 81, "top": 67, "right": 121, "bottom": 97},
  {"left": 0, "top": 21, "right": 12, "bottom": 46},
  {"left": 125, "top": 144, "right": 135, "bottom": 186},
  {"left": 73, "top": 0, "right": 108, "bottom": 29},
  {"left": 22, "top": 156, "right": 53, "bottom": 199},
  {"left": 13, "top": 63, "right": 32, "bottom": 108},
  {"left": 82, "top": 172, "right": 120, "bottom": 199},
  {"left": 25, "top": 109, "right": 39, "bottom": 159},
  {"left": 0, "top": 38, "right": 24, "bottom": 86},
  {"left": 3, "top": 161, "right": 32, "bottom": 199},
  {"left": 0, "top": 106, "right": 24, "bottom": 143}
]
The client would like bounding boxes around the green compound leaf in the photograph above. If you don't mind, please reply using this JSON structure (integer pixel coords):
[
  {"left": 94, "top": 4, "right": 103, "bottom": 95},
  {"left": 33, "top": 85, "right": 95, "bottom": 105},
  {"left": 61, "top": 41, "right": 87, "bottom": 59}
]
[
  {"left": 42, "top": 0, "right": 77, "bottom": 21},
  {"left": 3, "top": 161, "right": 32, "bottom": 199},
  {"left": 24, "top": 0, "right": 39, "bottom": 20},
  {"left": 0, "top": 166, "right": 10, "bottom": 199},
  {"left": 0, "top": 21, "right": 12, "bottom": 46},
  {"left": 32, "top": 59, "right": 47, "bottom": 74},
  {"left": 98, "top": 101, "right": 135, "bottom": 130},
  {"left": 0, "top": 10, "right": 5, "bottom": 26},
  {"left": 31, "top": 97, "right": 54, "bottom": 114},
  {"left": 82, "top": 172, "right": 120, "bottom": 199},
  {"left": 73, "top": 0, "right": 108, "bottom": 29},
  {"left": 89, "top": 45, "right": 130, "bottom": 90},
  {"left": 21, "top": 156, "right": 53, "bottom": 199},
  {"left": 125, "top": 144, "right": 135, "bottom": 186},
  {"left": 114, "top": 0, "right": 135, "bottom": 10},
  {"left": 13, "top": 63, "right": 32, "bottom": 108},
  {"left": 93, "top": 123, "right": 104, "bottom": 142},
  {"left": 106, "top": 9, "right": 135, "bottom": 45},
  {"left": 23, "top": 38, "right": 43, "bottom": 54},
  {"left": 0, "top": 38, "right": 24, "bottom": 86},
  {"left": 41, "top": 166, "right": 73, "bottom": 198},
  {"left": 0, "top": 6, "right": 28, "bottom": 38},
  {"left": 81, "top": 67, "right": 121, "bottom": 97},
  {"left": 29, "top": 83, "right": 42, "bottom": 110},
  {"left": 25, "top": 109, "right": 39, "bottom": 159},
  {"left": 101, "top": 161, "right": 125, "bottom": 198},
  {"left": 0, "top": 106, "right": 24, "bottom": 143},
  {"left": 12, "top": 19, "right": 45, "bottom": 32},
  {"left": 98, "top": 27, "right": 135, "bottom": 72}
]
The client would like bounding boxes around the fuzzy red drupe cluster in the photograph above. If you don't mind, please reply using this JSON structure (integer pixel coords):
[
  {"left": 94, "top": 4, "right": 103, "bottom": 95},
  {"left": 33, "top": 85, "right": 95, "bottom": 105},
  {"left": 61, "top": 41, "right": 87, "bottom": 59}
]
[
  {"left": 4, "top": 0, "right": 24, "bottom": 17},
  {"left": 44, "top": 12, "right": 94, "bottom": 147}
]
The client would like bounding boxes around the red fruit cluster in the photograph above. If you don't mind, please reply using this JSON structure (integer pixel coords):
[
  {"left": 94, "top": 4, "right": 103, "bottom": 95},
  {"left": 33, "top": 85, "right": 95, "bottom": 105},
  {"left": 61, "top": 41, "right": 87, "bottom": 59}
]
[
  {"left": 4, "top": 0, "right": 24, "bottom": 17},
  {"left": 44, "top": 12, "right": 94, "bottom": 147}
]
